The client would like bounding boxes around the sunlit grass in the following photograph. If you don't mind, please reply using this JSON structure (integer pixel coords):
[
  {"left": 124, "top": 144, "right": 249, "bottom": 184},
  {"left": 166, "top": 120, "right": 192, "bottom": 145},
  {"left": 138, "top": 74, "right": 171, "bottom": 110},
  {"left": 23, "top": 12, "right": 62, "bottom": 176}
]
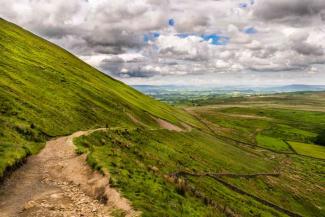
[
  {"left": 256, "top": 134, "right": 291, "bottom": 152},
  {"left": 288, "top": 141, "right": 325, "bottom": 159}
]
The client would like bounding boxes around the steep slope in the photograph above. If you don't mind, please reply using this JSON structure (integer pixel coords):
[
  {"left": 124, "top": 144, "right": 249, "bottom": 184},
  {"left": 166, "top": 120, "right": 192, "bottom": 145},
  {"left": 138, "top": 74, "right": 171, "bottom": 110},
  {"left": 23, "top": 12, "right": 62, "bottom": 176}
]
[{"left": 0, "top": 18, "right": 200, "bottom": 177}]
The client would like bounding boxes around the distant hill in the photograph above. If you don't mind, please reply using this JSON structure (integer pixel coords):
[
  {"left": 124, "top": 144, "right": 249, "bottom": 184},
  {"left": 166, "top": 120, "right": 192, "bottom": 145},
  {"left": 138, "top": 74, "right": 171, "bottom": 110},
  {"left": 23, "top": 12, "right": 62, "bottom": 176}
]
[
  {"left": 133, "top": 84, "right": 325, "bottom": 104},
  {"left": 134, "top": 84, "right": 325, "bottom": 94},
  {"left": 0, "top": 18, "right": 199, "bottom": 176},
  {"left": 262, "top": 84, "right": 325, "bottom": 92}
]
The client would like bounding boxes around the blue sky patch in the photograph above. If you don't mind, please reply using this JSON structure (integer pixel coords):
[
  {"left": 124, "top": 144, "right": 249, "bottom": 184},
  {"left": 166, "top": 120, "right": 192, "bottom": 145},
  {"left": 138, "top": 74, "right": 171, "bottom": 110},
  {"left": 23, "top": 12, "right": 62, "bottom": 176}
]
[
  {"left": 244, "top": 27, "right": 257, "bottom": 34},
  {"left": 201, "top": 34, "right": 230, "bottom": 45},
  {"left": 176, "top": 33, "right": 194, "bottom": 38},
  {"left": 175, "top": 33, "right": 229, "bottom": 45},
  {"left": 239, "top": 3, "right": 248, "bottom": 8},
  {"left": 152, "top": 32, "right": 160, "bottom": 38},
  {"left": 168, "top": 18, "right": 175, "bottom": 26},
  {"left": 144, "top": 32, "right": 160, "bottom": 42}
]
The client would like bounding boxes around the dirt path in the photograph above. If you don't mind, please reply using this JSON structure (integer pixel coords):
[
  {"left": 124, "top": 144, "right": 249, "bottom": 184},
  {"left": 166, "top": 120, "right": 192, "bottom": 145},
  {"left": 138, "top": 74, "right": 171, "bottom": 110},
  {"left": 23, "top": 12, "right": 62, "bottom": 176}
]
[{"left": 0, "top": 129, "right": 139, "bottom": 217}]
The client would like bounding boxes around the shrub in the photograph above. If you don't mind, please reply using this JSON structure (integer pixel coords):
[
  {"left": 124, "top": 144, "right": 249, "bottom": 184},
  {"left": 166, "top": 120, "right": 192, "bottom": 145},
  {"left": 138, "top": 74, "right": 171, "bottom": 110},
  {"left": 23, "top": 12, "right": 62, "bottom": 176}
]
[{"left": 315, "top": 130, "right": 325, "bottom": 146}]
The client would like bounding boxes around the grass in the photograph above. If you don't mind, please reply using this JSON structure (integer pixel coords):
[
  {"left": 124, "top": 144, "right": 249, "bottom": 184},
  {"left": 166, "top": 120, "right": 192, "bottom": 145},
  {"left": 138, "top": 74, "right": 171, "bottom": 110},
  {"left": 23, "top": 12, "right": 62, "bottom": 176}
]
[
  {"left": 0, "top": 18, "right": 201, "bottom": 177},
  {"left": 256, "top": 134, "right": 291, "bottom": 152},
  {"left": 218, "top": 107, "right": 325, "bottom": 133},
  {"left": 175, "top": 92, "right": 325, "bottom": 216},
  {"left": 288, "top": 141, "right": 325, "bottom": 160},
  {"left": 189, "top": 104, "right": 320, "bottom": 145},
  {"left": 111, "top": 209, "right": 127, "bottom": 217},
  {"left": 75, "top": 128, "right": 287, "bottom": 217},
  {"left": 180, "top": 91, "right": 325, "bottom": 109},
  {"left": 75, "top": 125, "right": 325, "bottom": 217}
]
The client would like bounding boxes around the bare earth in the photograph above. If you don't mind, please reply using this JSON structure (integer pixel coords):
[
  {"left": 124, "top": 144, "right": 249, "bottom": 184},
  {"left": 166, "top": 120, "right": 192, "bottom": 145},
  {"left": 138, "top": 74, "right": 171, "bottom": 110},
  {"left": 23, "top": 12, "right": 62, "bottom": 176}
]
[
  {"left": 155, "top": 118, "right": 183, "bottom": 132},
  {"left": 0, "top": 129, "right": 139, "bottom": 217}
]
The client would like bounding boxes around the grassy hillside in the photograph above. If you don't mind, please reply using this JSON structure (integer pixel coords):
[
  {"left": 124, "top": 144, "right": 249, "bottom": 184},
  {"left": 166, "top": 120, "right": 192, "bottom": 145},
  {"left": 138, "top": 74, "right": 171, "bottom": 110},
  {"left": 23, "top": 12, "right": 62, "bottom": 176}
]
[
  {"left": 0, "top": 18, "right": 200, "bottom": 177},
  {"left": 76, "top": 92, "right": 325, "bottom": 217},
  {"left": 75, "top": 129, "right": 282, "bottom": 217}
]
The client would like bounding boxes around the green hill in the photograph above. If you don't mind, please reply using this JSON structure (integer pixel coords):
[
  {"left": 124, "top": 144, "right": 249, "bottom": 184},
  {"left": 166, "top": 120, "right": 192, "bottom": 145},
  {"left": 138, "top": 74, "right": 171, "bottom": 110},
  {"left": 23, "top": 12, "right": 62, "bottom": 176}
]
[
  {"left": 75, "top": 93, "right": 325, "bottom": 217},
  {"left": 0, "top": 18, "right": 200, "bottom": 177}
]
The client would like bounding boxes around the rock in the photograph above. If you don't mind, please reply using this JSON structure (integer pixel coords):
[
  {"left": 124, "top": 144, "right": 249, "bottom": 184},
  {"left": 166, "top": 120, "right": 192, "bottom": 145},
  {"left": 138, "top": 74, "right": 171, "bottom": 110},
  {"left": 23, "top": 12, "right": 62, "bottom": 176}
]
[
  {"left": 50, "top": 193, "right": 63, "bottom": 199},
  {"left": 23, "top": 201, "right": 37, "bottom": 210},
  {"left": 148, "top": 165, "right": 159, "bottom": 172}
]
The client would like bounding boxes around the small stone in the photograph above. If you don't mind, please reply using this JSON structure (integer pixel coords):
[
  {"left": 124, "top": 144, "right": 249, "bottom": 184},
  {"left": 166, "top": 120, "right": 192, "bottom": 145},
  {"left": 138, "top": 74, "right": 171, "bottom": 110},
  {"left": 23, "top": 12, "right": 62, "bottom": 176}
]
[
  {"left": 50, "top": 193, "right": 63, "bottom": 199},
  {"left": 23, "top": 201, "right": 37, "bottom": 210}
]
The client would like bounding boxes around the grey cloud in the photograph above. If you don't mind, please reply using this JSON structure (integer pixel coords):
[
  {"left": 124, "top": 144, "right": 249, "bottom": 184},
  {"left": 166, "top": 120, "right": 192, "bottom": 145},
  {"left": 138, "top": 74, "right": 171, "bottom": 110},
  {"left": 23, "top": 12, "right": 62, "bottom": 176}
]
[
  {"left": 35, "top": 25, "right": 80, "bottom": 39},
  {"left": 174, "top": 14, "right": 210, "bottom": 33},
  {"left": 289, "top": 31, "right": 324, "bottom": 56},
  {"left": 0, "top": 0, "right": 169, "bottom": 55},
  {"left": 253, "top": 0, "right": 325, "bottom": 24},
  {"left": 292, "top": 42, "right": 324, "bottom": 56},
  {"left": 99, "top": 57, "right": 125, "bottom": 75},
  {"left": 99, "top": 57, "right": 160, "bottom": 78},
  {"left": 321, "top": 11, "right": 325, "bottom": 21},
  {"left": 116, "top": 70, "right": 159, "bottom": 78}
]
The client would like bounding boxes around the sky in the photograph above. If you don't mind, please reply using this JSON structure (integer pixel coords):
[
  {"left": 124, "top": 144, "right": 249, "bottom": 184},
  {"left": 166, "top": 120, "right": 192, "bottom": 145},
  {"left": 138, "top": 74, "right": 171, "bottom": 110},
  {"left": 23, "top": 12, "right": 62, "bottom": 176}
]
[{"left": 1, "top": 0, "right": 325, "bottom": 86}]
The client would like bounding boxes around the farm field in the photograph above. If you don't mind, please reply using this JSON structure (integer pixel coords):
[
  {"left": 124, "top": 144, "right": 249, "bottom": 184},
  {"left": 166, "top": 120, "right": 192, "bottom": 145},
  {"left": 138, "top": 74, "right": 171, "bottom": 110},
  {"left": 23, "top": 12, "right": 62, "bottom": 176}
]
[{"left": 288, "top": 141, "right": 325, "bottom": 160}]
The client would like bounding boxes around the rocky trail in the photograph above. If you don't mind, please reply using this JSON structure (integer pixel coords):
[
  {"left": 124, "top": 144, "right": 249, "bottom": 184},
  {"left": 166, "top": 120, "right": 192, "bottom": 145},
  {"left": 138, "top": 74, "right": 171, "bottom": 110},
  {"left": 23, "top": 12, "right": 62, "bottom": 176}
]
[{"left": 0, "top": 129, "right": 139, "bottom": 217}]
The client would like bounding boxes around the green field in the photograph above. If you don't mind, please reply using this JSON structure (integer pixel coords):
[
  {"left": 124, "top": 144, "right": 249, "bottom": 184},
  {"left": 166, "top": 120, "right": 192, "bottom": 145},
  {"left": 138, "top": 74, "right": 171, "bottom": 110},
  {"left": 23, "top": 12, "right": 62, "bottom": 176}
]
[
  {"left": 256, "top": 134, "right": 291, "bottom": 152},
  {"left": 288, "top": 141, "right": 325, "bottom": 159}
]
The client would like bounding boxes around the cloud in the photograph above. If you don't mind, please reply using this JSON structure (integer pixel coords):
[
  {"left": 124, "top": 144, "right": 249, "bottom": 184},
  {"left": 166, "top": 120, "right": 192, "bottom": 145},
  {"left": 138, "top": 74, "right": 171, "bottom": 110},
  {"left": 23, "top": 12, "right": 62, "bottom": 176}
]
[
  {"left": 1, "top": 0, "right": 325, "bottom": 85},
  {"left": 289, "top": 30, "right": 324, "bottom": 56},
  {"left": 0, "top": 0, "right": 170, "bottom": 54},
  {"left": 292, "top": 41, "right": 324, "bottom": 56},
  {"left": 253, "top": 0, "right": 325, "bottom": 26}
]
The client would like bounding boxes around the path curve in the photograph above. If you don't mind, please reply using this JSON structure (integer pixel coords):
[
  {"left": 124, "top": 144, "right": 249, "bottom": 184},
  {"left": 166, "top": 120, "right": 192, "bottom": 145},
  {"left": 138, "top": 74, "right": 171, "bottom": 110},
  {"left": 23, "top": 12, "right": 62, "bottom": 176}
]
[{"left": 0, "top": 129, "right": 139, "bottom": 217}]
